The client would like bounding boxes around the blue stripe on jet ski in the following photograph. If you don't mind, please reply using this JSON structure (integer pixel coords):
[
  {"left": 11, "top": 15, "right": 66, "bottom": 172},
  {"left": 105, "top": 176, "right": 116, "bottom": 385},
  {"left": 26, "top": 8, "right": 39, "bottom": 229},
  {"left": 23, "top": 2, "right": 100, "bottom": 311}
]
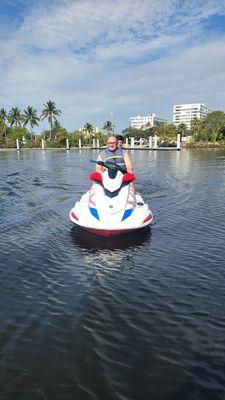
[
  {"left": 89, "top": 206, "right": 100, "bottom": 220},
  {"left": 121, "top": 208, "right": 133, "bottom": 221}
]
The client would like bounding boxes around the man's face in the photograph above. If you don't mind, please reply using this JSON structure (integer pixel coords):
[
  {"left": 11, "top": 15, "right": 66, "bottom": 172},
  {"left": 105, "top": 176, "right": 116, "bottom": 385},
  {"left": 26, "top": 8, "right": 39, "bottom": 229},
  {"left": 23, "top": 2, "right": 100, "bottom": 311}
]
[
  {"left": 117, "top": 140, "right": 124, "bottom": 148},
  {"left": 107, "top": 137, "right": 118, "bottom": 151}
]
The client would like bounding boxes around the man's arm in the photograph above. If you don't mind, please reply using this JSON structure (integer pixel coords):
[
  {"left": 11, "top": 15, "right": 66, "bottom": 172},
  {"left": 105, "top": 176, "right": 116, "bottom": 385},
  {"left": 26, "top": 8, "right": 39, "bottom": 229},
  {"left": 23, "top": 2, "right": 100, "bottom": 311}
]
[
  {"left": 124, "top": 151, "right": 133, "bottom": 173},
  {"left": 96, "top": 153, "right": 103, "bottom": 173}
]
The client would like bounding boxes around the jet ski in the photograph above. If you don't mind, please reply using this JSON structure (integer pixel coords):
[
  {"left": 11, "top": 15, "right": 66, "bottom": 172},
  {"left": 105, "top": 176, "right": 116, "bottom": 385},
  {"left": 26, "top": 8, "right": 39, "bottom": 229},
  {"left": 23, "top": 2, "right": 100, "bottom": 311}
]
[{"left": 70, "top": 160, "right": 153, "bottom": 236}]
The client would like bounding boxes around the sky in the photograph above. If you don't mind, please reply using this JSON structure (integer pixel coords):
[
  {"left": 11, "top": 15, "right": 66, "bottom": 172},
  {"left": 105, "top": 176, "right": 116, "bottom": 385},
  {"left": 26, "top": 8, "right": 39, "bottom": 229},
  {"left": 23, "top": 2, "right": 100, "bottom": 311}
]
[{"left": 0, "top": 0, "right": 225, "bottom": 133}]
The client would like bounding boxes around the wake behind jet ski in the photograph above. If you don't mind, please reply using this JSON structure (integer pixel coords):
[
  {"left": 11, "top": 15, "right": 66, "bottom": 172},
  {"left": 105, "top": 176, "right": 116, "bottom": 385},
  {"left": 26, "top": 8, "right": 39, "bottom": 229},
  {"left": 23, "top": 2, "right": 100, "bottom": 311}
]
[{"left": 70, "top": 160, "right": 153, "bottom": 236}]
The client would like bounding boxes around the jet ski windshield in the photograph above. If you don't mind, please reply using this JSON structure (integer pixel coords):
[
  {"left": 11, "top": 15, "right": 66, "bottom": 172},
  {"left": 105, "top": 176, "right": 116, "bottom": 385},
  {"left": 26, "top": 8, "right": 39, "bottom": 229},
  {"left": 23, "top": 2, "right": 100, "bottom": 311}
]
[{"left": 107, "top": 168, "right": 118, "bottom": 179}]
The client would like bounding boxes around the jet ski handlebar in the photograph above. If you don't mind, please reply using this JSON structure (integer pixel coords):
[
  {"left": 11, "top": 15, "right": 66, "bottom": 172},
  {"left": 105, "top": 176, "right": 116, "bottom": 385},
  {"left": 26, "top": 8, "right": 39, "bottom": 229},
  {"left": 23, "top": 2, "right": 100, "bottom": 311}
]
[{"left": 90, "top": 159, "right": 127, "bottom": 174}]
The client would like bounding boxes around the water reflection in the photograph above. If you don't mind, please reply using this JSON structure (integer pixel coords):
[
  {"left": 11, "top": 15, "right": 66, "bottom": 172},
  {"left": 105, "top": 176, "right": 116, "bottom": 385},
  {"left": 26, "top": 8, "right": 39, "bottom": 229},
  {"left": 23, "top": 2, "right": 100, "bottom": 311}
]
[
  {"left": 70, "top": 226, "right": 151, "bottom": 251},
  {"left": 71, "top": 226, "right": 151, "bottom": 279}
]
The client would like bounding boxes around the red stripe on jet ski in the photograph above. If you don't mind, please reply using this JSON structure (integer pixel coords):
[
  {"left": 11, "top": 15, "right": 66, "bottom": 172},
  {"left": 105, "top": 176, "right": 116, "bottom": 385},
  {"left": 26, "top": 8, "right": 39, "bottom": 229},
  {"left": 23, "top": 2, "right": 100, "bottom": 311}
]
[
  {"left": 81, "top": 227, "right": 145, "bottom": 236},
  {"left": 71, "top": 211, "right": 79, "bottom": 220},
  {"left": 143, "top": 214, "right": 153, "bottom": 223}
]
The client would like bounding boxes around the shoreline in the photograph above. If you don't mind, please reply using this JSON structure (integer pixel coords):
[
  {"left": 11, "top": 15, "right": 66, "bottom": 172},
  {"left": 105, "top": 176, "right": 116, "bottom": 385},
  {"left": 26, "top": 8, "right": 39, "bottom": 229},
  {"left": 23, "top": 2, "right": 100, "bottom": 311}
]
[
  {"left": 1, "top": 143, "right": 225, "bottom": 151},
  {"left": 181, "top": 143, "right": 225, "bottom": 148}
]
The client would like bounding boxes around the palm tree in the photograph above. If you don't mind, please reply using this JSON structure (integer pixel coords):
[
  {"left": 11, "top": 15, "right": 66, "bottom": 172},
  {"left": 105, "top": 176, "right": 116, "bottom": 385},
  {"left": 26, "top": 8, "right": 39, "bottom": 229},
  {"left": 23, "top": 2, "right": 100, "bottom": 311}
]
[
  {"left": 177, "top": 123, "right": 188, "bottom": 140},
  {"left": 0, "top": 108, "right": 8, "bottom": 140},
  {"left": 23, "top": 106, "right": 39, "bottom": 140},
  {"left": 191, "top": 118, "right": 201, "bottom": 135},
  {"left": 8, "top": 107, "right": 22, "bottom": 127},
  {"left": 83, "top": 122, "right": 94, "bottom": 137},
  {"left": 41, "top": 100, "right": 61, "bottom": 140},
  {"left": 54, "top": 119, "right": 61, "bottom": 128},
  {"left": 103, "top": 120, "right": 114, "bottom": 135},
  {"left": 0, "top": 108, "right": 7, "bottom": 123}
]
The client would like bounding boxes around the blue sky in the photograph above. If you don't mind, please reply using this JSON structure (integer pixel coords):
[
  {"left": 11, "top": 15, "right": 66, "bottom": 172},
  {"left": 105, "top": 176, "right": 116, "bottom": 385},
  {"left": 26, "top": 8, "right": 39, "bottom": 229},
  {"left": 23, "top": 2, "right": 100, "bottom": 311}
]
[{"left": 0, "top": 0, "right": 225, "bottom": 132}]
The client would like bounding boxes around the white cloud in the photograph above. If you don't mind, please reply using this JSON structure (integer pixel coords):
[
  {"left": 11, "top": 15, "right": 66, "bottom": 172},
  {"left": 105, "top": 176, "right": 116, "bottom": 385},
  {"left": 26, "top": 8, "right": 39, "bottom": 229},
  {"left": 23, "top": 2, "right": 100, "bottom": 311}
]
[
  {"left": 0, "top": 0, "right": 225, "bottom": 131},
  {"left": 20, "top": 0, "right": 174, "bottom": 49}
]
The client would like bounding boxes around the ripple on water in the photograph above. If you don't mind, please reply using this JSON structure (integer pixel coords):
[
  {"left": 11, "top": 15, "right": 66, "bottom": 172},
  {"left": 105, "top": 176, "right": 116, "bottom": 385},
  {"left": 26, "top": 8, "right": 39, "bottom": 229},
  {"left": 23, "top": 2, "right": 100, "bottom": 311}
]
[{"left": 1, "top": 149, "right": 225, "bottom": 399}]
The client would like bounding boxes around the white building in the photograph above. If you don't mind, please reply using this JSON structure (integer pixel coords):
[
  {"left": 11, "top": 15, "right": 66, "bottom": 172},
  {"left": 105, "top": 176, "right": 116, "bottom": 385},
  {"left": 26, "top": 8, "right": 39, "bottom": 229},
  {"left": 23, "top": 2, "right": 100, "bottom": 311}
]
[
  {"left": 130, "top": 113, "right": 167, "bottom": 130},
  {"left": 173, "top": 103, "right": 213, "bottom": 130}
]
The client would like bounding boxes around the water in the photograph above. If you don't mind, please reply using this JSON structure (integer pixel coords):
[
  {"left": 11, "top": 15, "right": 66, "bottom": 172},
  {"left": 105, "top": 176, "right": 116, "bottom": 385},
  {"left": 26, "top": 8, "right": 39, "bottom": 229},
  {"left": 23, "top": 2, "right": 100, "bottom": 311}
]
[{"left": 1, "top": 148, "right": 225, "bottom": 400}]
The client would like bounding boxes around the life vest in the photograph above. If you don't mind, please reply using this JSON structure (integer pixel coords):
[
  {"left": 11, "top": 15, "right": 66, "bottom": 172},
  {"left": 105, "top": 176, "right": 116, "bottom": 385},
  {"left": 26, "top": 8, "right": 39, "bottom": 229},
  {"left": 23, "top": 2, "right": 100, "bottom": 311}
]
[{"left": 100, "top": 147, "right": 126, "bottom": 168}]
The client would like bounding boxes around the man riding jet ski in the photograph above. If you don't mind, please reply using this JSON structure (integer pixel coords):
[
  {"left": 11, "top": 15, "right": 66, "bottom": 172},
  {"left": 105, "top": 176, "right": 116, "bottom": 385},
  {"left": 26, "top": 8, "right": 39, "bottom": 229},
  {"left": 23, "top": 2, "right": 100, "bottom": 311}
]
[
  {"left": 95, "top": 135, "right": 133, "bottom": 174},
  {"left": 70, "top": 136, "right": 153, "bottom": 236}
]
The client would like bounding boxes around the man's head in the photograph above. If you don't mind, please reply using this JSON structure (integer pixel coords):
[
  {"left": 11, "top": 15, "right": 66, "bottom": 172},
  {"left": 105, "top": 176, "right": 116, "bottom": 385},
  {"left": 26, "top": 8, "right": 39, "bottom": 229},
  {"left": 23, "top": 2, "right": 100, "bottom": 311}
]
[
  {"left": 116, "top": 135, "right": 124, "bottom": 148},
  {"left": 106, "top": 135, "right": 118, "bottom": 151}
]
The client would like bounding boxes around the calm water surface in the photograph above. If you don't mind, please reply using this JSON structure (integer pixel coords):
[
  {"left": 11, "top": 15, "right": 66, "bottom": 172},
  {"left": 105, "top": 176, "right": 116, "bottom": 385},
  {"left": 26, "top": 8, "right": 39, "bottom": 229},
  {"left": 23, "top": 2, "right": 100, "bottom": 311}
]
[{"left": 0, "top": 148, "right": 225, "bottom": 400}]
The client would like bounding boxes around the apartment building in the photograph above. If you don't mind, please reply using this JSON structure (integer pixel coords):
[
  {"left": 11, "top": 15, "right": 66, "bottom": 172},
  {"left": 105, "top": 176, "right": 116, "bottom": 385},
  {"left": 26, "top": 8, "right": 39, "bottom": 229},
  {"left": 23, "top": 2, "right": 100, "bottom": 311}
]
[
  {"left": 173, "top": 103, "right": 213, "bottom": 130},
  {"left": 130, "top": 113, "right": 167, "bottom": 130}
]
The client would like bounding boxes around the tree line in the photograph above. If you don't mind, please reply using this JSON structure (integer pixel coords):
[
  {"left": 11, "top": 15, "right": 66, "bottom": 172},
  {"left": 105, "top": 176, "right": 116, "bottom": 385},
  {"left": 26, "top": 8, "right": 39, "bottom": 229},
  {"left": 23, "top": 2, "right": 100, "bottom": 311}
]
[
  {"left": 1, "top": 102, "right": 225, "bottom": 148},
  {"left": 0, "top": 101, "right": 116, "bottom": 148},
  {"left": 0, "top": 100, "right": 61, "bottom": 146},
  {"left": 122, "top": 111, "right": 225, "bottom": 145}
]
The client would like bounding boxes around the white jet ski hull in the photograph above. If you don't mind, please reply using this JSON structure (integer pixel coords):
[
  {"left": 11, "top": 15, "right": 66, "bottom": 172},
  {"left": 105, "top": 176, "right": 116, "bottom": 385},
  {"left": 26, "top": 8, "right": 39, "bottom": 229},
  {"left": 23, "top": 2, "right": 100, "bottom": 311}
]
[{"left": 70, "top": 168, "right": 153, "bottom": 236}]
